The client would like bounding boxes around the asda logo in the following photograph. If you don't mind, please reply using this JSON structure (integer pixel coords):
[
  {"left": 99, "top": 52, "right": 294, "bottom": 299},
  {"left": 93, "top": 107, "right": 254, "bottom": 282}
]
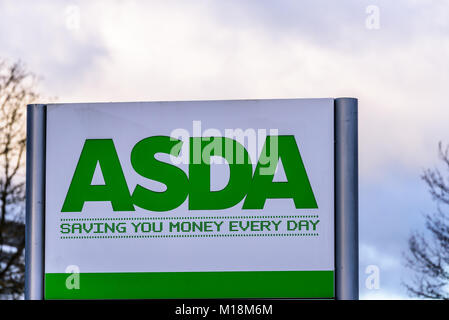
[{"left": 61, "top": 135, "right": 317, "bottom": 212}]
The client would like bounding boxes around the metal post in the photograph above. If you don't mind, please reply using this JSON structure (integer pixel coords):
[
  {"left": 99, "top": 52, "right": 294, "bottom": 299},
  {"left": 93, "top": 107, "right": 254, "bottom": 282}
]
[
  {"left": 334, "top": 98, "right": 359, "bottom": 300},
  {"left": 25, "top": 104, "right": 46, "bottom": 300}
]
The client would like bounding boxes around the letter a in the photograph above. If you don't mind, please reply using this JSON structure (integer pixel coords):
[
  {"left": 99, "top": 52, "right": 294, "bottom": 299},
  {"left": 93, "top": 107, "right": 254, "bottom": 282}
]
[{"left": 61, "top": 139, "right": 134, "bottom": 212}]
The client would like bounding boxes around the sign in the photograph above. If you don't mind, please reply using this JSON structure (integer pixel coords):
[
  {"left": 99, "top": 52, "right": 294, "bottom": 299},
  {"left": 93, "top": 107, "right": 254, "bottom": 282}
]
[{"left": 33, "top": 98, "right": 340, "bottom": 299}]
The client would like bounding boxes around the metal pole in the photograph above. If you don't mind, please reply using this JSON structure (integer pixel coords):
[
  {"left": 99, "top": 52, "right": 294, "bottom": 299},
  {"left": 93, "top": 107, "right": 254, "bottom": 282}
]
[
  {"left": 25, "top": 104, "right": 46, "bottom": 300},
  {"left": 334, "top": 98, "right": 359, "bottom": 300}
]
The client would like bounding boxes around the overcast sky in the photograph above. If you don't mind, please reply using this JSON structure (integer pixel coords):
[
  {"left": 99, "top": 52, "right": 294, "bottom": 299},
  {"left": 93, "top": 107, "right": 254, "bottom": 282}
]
[{"left": 2, "top": 0, "right": 449, "bottom": 299}]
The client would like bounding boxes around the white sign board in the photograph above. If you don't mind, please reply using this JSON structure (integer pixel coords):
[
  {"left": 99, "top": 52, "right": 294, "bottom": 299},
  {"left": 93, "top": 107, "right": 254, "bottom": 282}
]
[{"left": 44, "top": 99, "right": 334, "bottom": 299}]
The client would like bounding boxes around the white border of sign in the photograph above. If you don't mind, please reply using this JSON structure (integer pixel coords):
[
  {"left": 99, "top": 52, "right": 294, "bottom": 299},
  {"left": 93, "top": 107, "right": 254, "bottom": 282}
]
[{"left": 24, "top": 98, "right": 358, "bottom": 300}]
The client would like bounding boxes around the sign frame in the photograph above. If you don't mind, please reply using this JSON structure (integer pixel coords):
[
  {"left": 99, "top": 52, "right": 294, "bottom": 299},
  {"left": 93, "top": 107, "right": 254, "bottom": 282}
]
[{"left": 25, "top": 97, "right": 358, "bottom": 300}]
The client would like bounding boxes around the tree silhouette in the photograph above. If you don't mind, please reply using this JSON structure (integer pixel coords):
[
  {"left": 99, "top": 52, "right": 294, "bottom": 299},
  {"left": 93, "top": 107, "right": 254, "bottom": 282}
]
[
  {"left": 404, "top": 142, "right": 449, "bottom": 299},
  {"left": 0, "top": 60, "right": 39, "bottom": 299}
]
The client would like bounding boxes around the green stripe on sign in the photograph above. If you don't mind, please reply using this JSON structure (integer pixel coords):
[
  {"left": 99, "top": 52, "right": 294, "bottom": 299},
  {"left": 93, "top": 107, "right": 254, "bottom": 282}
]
[{"left": 45, "top": 270, "right": 334, "bottom": 299}]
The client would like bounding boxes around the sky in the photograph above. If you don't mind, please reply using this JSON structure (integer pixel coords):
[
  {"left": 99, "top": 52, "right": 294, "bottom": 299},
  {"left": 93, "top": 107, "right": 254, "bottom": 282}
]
[{"left": 1, "top": 0, "right": 449, "bottom": 299}]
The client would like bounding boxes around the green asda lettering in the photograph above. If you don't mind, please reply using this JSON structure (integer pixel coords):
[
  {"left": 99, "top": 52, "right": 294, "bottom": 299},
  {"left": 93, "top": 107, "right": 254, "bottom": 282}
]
[{"left": 61, "top": 135, "right": 317, "bottom": 212}]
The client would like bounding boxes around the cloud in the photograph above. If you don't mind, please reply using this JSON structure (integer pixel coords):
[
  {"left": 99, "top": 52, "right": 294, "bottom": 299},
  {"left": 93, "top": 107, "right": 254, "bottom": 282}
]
[
  {"left": 361, "top": 290, "right": 412, "bottom": 300},
  {"left": 0, "top": 0, "right": 107, "bottom": 95},
  {"left": 359, "top": 242, "right": 410, "bottom": 299},
  {"left": 2, "top": 0, "right": 447, "bottom": 178},
  {"left": 361, "top": 243, "right": 400, "bottom": 270},
  {"left": 358, "top": 166, "right": 437, "bottom": 298}
]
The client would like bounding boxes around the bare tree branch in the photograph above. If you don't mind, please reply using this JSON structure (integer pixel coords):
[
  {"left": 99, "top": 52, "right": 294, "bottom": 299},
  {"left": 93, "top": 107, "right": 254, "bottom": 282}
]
[
  {"left": 0, "top": 59, "right": 39, "bottom": 299},
  {"left": 404, "top": 142, "right": 449, "bottom": 299}
]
